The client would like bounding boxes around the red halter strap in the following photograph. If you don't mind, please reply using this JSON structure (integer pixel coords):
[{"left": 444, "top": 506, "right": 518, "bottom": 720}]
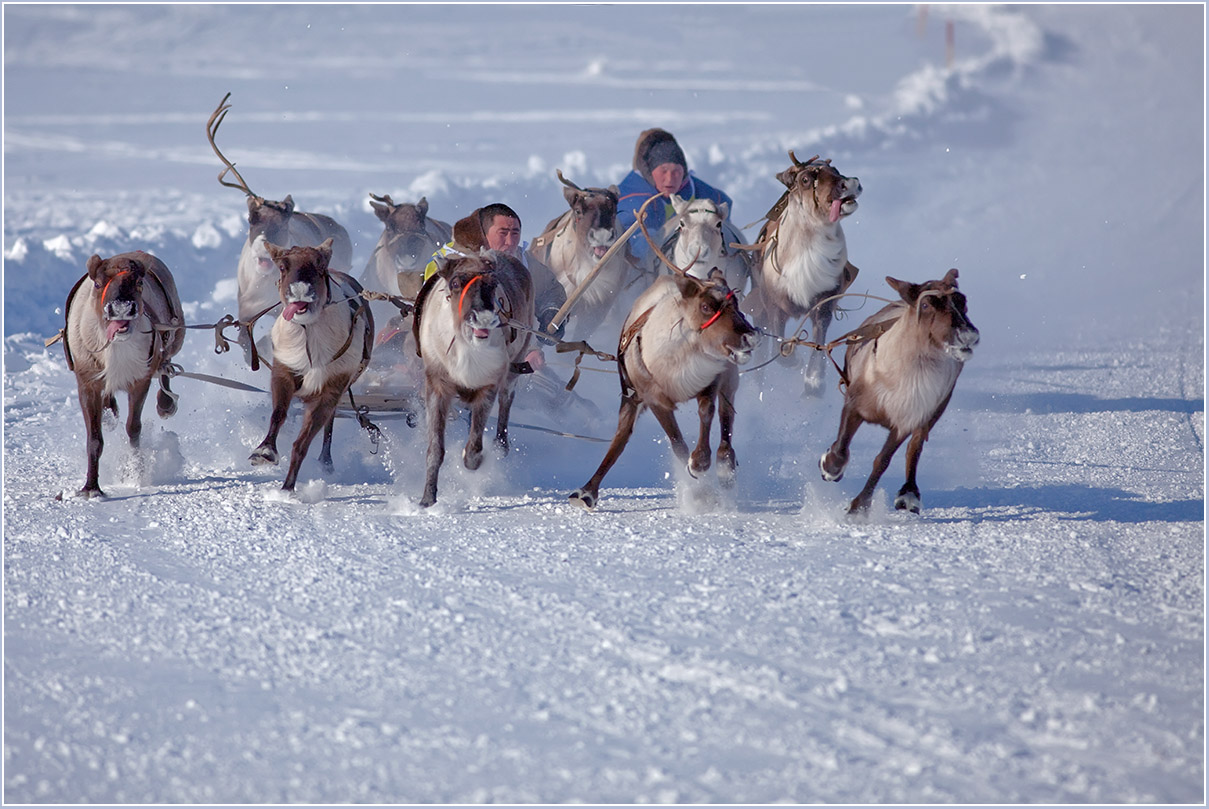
[
  {"left": 101, "top": 270, "right": 131, "bottom": 301},
  {"left": 458, "top": 275, "right": 484, "bottom": 319},
  {"left": 699, "top": 289, "right": 735, "bottom": 331}
]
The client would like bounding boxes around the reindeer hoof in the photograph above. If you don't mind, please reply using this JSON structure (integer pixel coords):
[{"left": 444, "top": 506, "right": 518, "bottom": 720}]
[
  {"left": 156, "top": 388, "right": 178, "bottom": 418},
  {"left": 819, "top": 451, "right": 845, "bottom": 482},
  {"left": 76, "top": 486, "right": 106, "bottom": 500},
  {"left": 894, "top": 492, "right": 921, "bottom": 514},
  {"left": 249, "top": 446, "right": 278, "bottom": 466},
  {"left": 463, "top": 448, "right": 483, "bottom": 471},
  {"left": 569, "top": 489, "right": 596, "bottom": 511},
  {"left": 845, "top": 497, "right": 872, "bottom": 516}
]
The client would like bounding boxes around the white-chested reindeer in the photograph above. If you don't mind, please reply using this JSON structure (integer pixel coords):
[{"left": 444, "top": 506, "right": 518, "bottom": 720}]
[
  {"left": 569, "top": 200, "right": 760, "bottom": 511},
  {"left": 62, "top": 251, "right": 185, "bottom": 498},
  {"left": 206, "top": 93, "right": 353, "bottom": 365},
  {"left": 743, "top": 151, "right": 862, "bottom": 394},
  {"left": 527, "top": 171, "right": 632, "bottom": 341},
  {"left": 658, "top": 194, "right": 752, "bottom": 292},
  {"left": 412, "top": 250, "right": 534, "bottom": 508},
  {"left": 249, "top": 239, "right": 373, "bottom": 492},
  {"left": 820, "top": 268, "right": 979, "bottom": 515}
]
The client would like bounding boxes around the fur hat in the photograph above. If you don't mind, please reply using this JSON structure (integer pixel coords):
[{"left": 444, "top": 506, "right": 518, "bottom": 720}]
[{"left": 633, "top": 128, "right": 688, "bottom": 185}]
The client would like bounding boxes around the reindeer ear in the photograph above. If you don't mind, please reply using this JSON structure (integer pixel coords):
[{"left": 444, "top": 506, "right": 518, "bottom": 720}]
[
  {"left": 775, "top": 167, "right": 797, "bottom": 188},
  {"left": 670, "top": 194, "right": 687, "bottom": 212},
  {"left": 264, "top": 241, "right": 286, "bottom": 262},
  {"left": 607, "top": 184, "right": 620, "bottom": 197},
  {"left": 717, "top": 201, "right": 730, "bottom": 220},
  {"left": 707, "top": 268, "right": 727, "bottom": 285},
  {"left": 673, "top": 272, "right": 706, "bottom": 298},
  {"left": 281, "top": 195, "right": 295, "bottom": 213},
  {"left": 885, "top": 276, "right": 918, "bottom": 303},
  {"left": 316, "top": 238, "right": 334, "bottom": 266},
  {"left": 562, "top": 186, "right": 580, "bottom": 207},
  {"left": 943, "top": 268, "right": 960, "bottom": 287},
  {"left": 86, "top": 255, "right": 105, "bottom": 284},
  {"left": 416, "top": 197, "right": 429, "bottom": 217},
  {"left": 371, "top": 200, "right": 390, "bottom": 222}
]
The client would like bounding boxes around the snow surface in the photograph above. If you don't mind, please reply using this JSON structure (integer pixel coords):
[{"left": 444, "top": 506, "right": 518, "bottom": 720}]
[{"left": 3, "top": 3, "right": 1205, "bottom": 804}]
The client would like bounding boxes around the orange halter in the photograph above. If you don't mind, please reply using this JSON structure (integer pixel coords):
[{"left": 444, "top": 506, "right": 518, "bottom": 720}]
[{"left": 458, "top": 275, "right": 484, "bottom": 319}]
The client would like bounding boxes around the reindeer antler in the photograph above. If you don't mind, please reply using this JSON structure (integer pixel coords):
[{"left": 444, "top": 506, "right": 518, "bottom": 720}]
[
  {"left": 206, "top": 92, "right": 258, "bottom": 198},
  {"left": 368, "top": 192, "right": 395, "bottom": 206},
  {"left": 556, "top": 169, "right": 584, "bottom": 192},
  {"left": 788, "top": 150, "right": 832, "bottom": 168}
]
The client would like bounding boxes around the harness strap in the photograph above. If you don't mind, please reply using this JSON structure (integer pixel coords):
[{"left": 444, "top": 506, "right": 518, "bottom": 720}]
[{"left": 700, "top": 290, "right": 736, "bottom": 331}]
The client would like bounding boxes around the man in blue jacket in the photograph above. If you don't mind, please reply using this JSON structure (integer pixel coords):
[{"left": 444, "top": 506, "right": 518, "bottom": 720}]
[{"left": 616, "top": 128, "right": 734, "bottom": 265}]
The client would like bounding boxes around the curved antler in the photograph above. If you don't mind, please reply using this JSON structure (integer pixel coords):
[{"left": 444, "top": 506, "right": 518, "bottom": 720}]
[
  {"left": 206, "top": 92, "right": 257, "bottom": 198},
  {"left": 555, "top": 169, "right": 584, "bottom": 192},
  {"left": 368, "top": 192, "right": 395, "bottom": 206}
]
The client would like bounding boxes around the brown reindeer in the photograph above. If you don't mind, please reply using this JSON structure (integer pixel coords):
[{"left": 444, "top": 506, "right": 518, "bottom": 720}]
[
  {"left": 743, "top": 151, "right": 863, "bottom": 394},
  {"left": 361, "top": 193, "right": 452, "bottom": 299},
  {"left": 820, "top": 268, "right": 979, "bottom": 515},
  {"left": 412, "top": 250, "right": 534, "bottom": 508},
  {"left": 249, "top": 239, "right": 374, "bottom": 491},
  {"left": 206, "top": 93, "right": 354, "bottom": 361},
  {"left": 526, "top": 171, "right": 632, "bottom": 340},
  {"left": 63, "top": 251, "right": 185, "bottom": 498},
  {"left": 569, "top": 213, "right": 760, "bottom": 511}
]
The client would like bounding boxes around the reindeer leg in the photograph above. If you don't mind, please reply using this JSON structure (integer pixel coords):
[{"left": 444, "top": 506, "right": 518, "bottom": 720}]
[
  {"left": 716, "top": 367, "right": 739, "bottom": 487},
  {"left": 464, "top": 388, "right": 497, "bottom": 472},
  {"left": 77, "top": 385, "right": 106, "bottom": 498},
  {"left": 156, "top": 372, "right": 178, "bottom": 418},
  {"left": 420, "top": 387, "right": 451, "bottom": 508},
  {"left": 689, "top": 386, "right": 717, "bottom": 477},
  {"left": 820, "top": 402, "right": 864, "bottom": 482},
  {"left": 570, "top": 395, "right": 641, "bottom": 511},
  {"left": 125, "top": 377, "right": 152, "bottom": 450},
  {"left": 849, "top": 429, "right": 908, "bottom": 515},
  {"left": 804, "top": 296, "right": 836, "bottom": 395},
  {"left": 493, "top": 380, "right": 517, "bottom": 455},
  {"left": 282, "top": 391, "right": 340, "bottom": 492},
  {"left": 895, "top": 429, "right": 929, "bottom": 514},
  {"left": 648, "top": 404, "right": 692, "bottom": 471},
  {"left": 317, "top": 407, "right": 336, "bottom": 474},
  {"left": 251, "top": 371, "right": 296, "bottom": 466}
]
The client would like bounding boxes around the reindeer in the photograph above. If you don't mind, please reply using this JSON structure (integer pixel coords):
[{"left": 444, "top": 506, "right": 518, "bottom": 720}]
[
  {"left": 658, "top": 195, "right": 752, "bottom": 292},
  {"left": 412, "top": 250, "right": 534, "bottom": 508},
  {"left": 206, "top": 93, "right": 354, "bottom": 362},
  {"left": 526, "top": 171, "right": 632, "bottom": 340},
  {"left": 62, "top": 251, "right": 185, "bottom": 498},
  {"left": 361, "top": 193, "right": 452, "bottom": 298},
  {"left": 249, "top": 239, "right": 374, "bottom": 492},
  {"left": 819, "top": 269, "right": 979, "bottom": 515},
  {"left": 743, "top": 151, "right": 863, "bottom": 393},
  {"left": 569, "top": 210, "right": 760, "bottom": 511}
]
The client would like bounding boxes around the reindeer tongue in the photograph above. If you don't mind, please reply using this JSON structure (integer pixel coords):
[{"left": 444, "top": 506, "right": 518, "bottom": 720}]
[
  {"left": 105, "top": 320, "right": 129, "bottom": 342},
  {"left": 829, "top": 198, "right": 843, "bottom": 223},
  {"left": 473, "top": 328, "right": 490, "bottom": 339},
  {"left": 593, "top": 245, "right": 608, "bottom": 258},
  {"left": 283, "top": 301, "right": 308, "bottom": 321}
]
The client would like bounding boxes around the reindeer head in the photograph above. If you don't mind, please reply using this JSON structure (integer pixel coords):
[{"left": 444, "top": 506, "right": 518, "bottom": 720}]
[
  {"left": 668, "top": 195, "right": 730, "bottom": 273},
  {"left": 434, "top": 251, "right": 527, "bottom": 347},
  {"left": 776, "top": 151, "right": 862, "bottom": 225},
  {"left": 267, "top": 238, "right": 334, "bottom": 326},
  {"left": 885, "top": 268, "right": 980, "bottom": 362},
  {"left": 86, "top": 253, "right": 150, "bottom": 344},
  {"left": 559, "top": 171, "right": 621, "bottom": 260},
  {"left": 675, "top": 270, "right": 761, "bottom": 365},
  {"left": 370, "top": 194, "right": 441, "bottom": 271},
  {"left": 247, "top": 195, "right": 298, "bottom": 245}
]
